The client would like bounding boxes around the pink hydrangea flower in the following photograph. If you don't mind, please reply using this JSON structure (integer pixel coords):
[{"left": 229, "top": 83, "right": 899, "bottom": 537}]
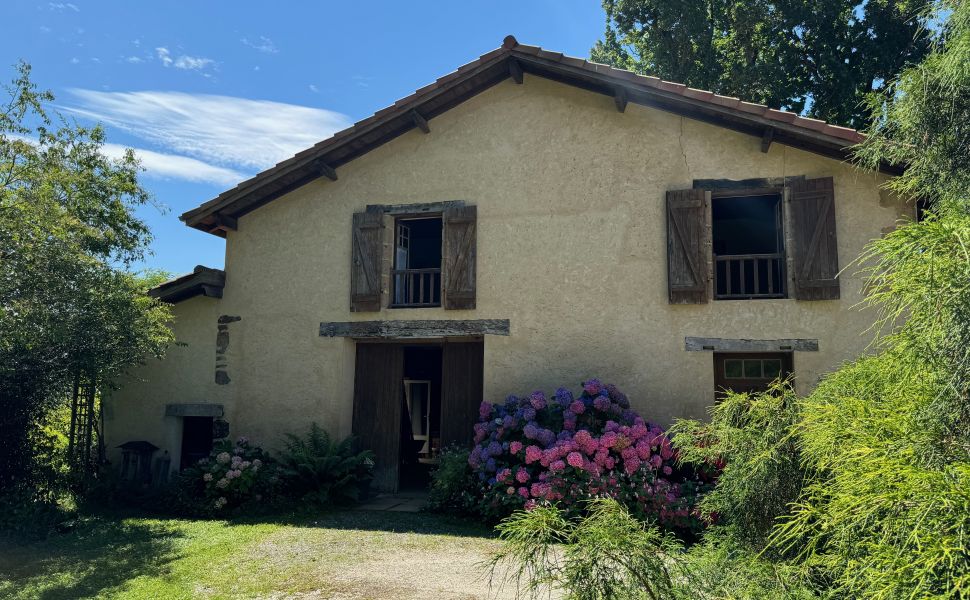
[
  {"left": 525, "top": 445, "right": 542, "bottom": 464},
  {"left": 550, "top": 460, "right": 566, "bottom": 472},
  {"left": 582, "top": 379, "right": 602, "bottom": 395},
  {"left": 624, "top": 457, "right": 641, "bottom": 474},
  {"left": 566, "top": 452, "right": 584, "bottom": 469},
  {"left": 216, "top": 452, "right": 231, "bottom": 464},
  {"left": 663, "top": 465, "right": 673, "bottom": 476},
  {"left": 529, "top": 391, "right": 547, "bottom": 410},
  {"left": 516, "top": 468, "right": 530, "bottom": 483},
  {"left": 518, "top": 487, "right": 530, "bottom": 499},
  {"left": 509, "top": 441, "right": 523, "bottom": 455},
  {"left": 568, "top": 400, "right": 585, "bottom": 415}
]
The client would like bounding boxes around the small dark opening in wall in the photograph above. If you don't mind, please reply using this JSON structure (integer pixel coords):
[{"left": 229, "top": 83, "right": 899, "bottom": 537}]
[{"left": 180, "top": 416, "right": 214, "bottom": 470}]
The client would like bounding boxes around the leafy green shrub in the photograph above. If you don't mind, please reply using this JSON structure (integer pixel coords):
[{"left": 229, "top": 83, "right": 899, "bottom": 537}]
[
  {"left": 276, "top": 423, "right": 373, "bottom": 506},
  {"left": 489, "top": 497, "right": 688, "bottom": 600},
  {"left": 427, "top": 446, "right": 482, "bottom": 515},
  {"left": 670, "top": 380, "right": 805, "bottom": 550}
]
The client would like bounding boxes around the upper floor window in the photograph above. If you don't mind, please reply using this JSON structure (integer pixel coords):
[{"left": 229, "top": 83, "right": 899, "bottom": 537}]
[
  {"left": 712, "top": 194, "right": 786, "bottom": 300},
  {"left": 392, "top": 217, "right": 442, "bottom": 307},
  {"left": 350, "top": 202, "right": 477, "bottom": 312},
  {"left": 666, "top": 177, "right": 839, "bottom": 304}
]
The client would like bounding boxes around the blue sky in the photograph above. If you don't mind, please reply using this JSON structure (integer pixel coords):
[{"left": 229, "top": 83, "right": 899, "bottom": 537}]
[{"left": 6, "top": 1, "right": 606, "bottom": 275}]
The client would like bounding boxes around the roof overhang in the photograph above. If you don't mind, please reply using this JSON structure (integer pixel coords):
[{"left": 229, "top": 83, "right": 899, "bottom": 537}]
[
  {"left": 181, "top": 36, "right": 902, "bottom": 237},
  {"left": 148, "top": 266, "right": 225, "bottom": 303}
]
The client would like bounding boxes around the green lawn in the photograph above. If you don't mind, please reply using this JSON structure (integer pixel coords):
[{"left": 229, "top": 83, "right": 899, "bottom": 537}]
[{"left": 0, "top": 510, "right": 519, "bottom": 600}]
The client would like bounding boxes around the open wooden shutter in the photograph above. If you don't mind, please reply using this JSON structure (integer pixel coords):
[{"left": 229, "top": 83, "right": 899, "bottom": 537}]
[
  {"left": 442, "top": 204, "right": 477, "bottom": 310},
  {"left": 440, "top": 341, "right": 484, "bottom": 448},
  {"left": 666, "top": 189, "right": 710, "bottom": 304},
  {"left": 350, "top": 208, "right": 384, "bottom": 312},
  {"left": 790, "top": 177, "right": 840, "bottom": 300},
  {"left": 352, "top": 343, "right": 403, "bottom": 493}
]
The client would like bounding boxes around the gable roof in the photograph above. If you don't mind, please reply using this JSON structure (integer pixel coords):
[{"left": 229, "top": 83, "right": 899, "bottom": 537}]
[{"left": 182, "top": 35, "right": 890, "bottom": 237}]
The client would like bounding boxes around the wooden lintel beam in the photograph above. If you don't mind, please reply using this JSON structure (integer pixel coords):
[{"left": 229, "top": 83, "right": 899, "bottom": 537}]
[
  {"left": 320, "top": 318, "right": 510, "bottom": 339},
  {"left": 320, "top": 163, "right": 338, "bottom": 181},
  {"left": 509, "top": 59, "right": 523, "bottom": 84},
  {"left": 613, "top": 87, "right": 628, "bottom": 113},
  {"left": 410, "top": 110, "right": 430, "bottom": 134},
  {"left": 761, "top": 127, "right": 775, "bottom": 153}
]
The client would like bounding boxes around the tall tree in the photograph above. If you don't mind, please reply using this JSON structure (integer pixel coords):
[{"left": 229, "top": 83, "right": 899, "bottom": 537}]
[
  {"left": 592, "top": 0, "right": 932, "bottom": 128},
  {"left": 0, "top": 63, "right": 173, "bottom": 496}
]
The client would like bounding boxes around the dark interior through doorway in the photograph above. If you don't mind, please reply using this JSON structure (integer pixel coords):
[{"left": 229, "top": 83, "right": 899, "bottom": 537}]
[
  {"left": 180, "top": 416, "right": 214, "bottom": 469},
  {"left": 399, "top": 345, "right": 442, "bottom": 490}
]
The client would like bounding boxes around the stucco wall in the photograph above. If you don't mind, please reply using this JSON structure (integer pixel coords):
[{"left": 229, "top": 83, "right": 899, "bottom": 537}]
[{"left": 107, "top": 75, "right": 910, "bottom": 462}]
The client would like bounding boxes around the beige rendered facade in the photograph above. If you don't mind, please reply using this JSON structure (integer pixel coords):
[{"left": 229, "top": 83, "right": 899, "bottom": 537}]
[{"left": 104, "top": 74, "right": 911, "bottom": 475}]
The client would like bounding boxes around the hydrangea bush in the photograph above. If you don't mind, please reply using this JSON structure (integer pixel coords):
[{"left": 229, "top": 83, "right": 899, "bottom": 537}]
[
  {"left": 178, "top": 437, "right": 280, "bottom": 514},
  {"left": 467, "top": 379, "right": 718, "bottom": 533}
]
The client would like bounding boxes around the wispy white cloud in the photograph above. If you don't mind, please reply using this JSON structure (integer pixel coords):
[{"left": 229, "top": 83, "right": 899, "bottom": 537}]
[
  {"left": 10, "top": 133, "right": 245, "bottom": 187},
  {"left": 155, "top": 47, "right": 214, "bottom": 71},
  {"left": 125, "top": 55, "right": 144, "bottom": 64},
  {"left": 100, "top": 143, "right": 247, "bottom": 186},
  {"left": 63, "top": 89, "right": 353, "bottom": 172},
  {"left": 48, "top": 2, "right": 79, "bottom": 11},
  {"left": 308, "top": 84, "right": 319, "bottom": 93},
  {"left": 241, "top": 36, "right": 278, "bottom": 54}
]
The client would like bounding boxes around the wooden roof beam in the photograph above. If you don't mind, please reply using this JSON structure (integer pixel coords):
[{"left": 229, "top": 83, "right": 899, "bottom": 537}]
[
  {"left": 411, "top": 110, "right": 430, "bottom": 133},
  {"left": 319, "top": 163, "right": 338, "bottom": 181},
  {"left": 613, "top": 87, "right": 628, "bottom": 113},
  {"left": 761, "top": 126, "right": 775, "bottom": 153},
  {"left": 509, "top": 58, "right": 523, "bottom": 84}
]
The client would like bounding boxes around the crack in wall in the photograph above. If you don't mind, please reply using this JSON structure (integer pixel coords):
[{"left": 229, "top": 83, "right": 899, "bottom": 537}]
[{"left": 678, "top": 117, "right": 692, "bottom": 181}]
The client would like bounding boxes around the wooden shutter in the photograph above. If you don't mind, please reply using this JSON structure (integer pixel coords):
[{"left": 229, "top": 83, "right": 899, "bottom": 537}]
[
  {"left": 352, "top": 343, "right": 403, "bottom": 493},
  {"left": 442, "top": 204, "right": 477, "bottom": 310},
  {"left": 790, "top": 177, "right": 840, "bottom": 300},
  {"left": 350, "top": 208, "right": 384, "bottom": 312},
  {"left": 440, "top": 341, "right": 484, "bottom": 448},
  {"left": 666, "top": 189, "right": 710, "bottom": 304}
]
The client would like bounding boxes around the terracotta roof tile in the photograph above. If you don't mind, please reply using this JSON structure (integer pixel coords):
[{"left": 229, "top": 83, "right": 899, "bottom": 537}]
[
  {"left": 683, "top": 88, "right": 715, "bottom": 102},
  {"left": 765, "top": 109, "right": 798, "bottom": 124}
]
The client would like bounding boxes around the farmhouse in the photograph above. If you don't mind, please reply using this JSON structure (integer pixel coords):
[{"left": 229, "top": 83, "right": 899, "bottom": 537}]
[{"left": 105, "top": 36, "right": 911, "bottom": 492}]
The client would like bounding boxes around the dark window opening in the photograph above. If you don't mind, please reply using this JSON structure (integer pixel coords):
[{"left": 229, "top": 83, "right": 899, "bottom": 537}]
[
  {"left": 180, "top": 416, "right": 214, "bottom": 470},
  {"left": 393, "top": 217, "right": 442, "bottom": 307},
  {"left": 714, "top": 352, "right": 792, "bottom": 400},
  {"left": 712, "top": 194, "right": 786, "bottom": 299},
  {"left": 400, "top": 345, "right": 442, "bottom": 490}
]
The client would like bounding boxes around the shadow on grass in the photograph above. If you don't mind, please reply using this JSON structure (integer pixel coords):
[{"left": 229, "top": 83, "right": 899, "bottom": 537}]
[
  {"left": 270, "top": 507, "right": 499, "bottom": 538},
  {"left": 0, "top": 513, "right": 183, "bottom": 600}
]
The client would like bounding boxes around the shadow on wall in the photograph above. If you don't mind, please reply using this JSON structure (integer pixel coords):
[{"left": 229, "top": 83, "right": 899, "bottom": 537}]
[{"left": 0, "top": 516, "right": 184, "bottom": 600}]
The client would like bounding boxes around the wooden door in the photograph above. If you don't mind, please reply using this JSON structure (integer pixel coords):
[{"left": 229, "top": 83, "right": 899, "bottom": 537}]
[
  {"left": 353, "top": 343, "right": 404, "bottom": 492},
  {"left": 714, "top": 352, "right": 792, "bottom": 399},
  {"left": 440, "top": 341, "right": 484, "bottom": 448}
]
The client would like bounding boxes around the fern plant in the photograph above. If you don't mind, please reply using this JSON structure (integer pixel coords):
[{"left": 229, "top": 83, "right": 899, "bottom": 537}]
[{"left": 276, "top": 423, "right": 374, "bottom": 506}]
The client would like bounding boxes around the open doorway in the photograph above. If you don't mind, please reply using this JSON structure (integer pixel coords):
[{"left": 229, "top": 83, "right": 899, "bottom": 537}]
[
  {"left": 399, "top": 346, "right": 442, "bottom": 490},
  {"left": 352, "top": 340, "right": 484, "bottom": 493},
  {"left": 180, "top": 416, "right": 213, "bottom": 469}
]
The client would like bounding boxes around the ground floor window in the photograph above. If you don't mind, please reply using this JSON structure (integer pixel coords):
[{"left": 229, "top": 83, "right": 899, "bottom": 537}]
[{"left": 713, "top": 351, "right": 792, "bottom": 399}]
